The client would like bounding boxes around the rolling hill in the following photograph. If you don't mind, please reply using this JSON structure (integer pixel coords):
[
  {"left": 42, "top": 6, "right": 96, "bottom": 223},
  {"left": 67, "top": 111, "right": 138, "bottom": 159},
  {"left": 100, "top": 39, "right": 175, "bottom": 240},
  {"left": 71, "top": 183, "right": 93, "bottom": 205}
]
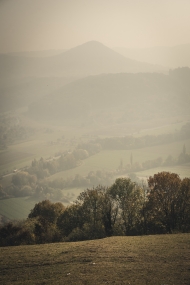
[
  {"left": 0, "top": 41, "right": 166, "bottom": 112},
  {"left": 49, "top": 41, "right": 166, "bottom": 76},
  {"left": 0, "top": 76, "right": 77, "bottom": 112},
  {"left": 0, "top": 234, "right": 190, "bottom": 285},
  {"left": 0, "top": 41, "right": 165, "bottom": 79},
  {"left": 28, "top": 68, "right": 190, "bottom": 128}
]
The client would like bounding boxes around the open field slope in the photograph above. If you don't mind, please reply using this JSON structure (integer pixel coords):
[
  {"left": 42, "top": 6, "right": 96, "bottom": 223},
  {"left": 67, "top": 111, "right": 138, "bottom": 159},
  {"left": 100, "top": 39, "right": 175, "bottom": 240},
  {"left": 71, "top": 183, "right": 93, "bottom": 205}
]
[{"left": 0, "top": 234, "right": 190, "bottom": 285}]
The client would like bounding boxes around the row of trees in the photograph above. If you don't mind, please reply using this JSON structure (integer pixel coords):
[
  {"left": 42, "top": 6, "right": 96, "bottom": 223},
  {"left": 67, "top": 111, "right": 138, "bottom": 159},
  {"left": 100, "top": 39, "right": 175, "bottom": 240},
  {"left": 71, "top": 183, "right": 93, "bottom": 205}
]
[
  {"left": 0, "top": 172, "right": 190, "bottom": 246},
  {"left": 0, "top": 169, "right": 115, "bottom": 200},
  {"left": 91, "top": 123, "right": 190, "bottom": 150},
  {"left": 27, "top": 144, "right": 101, "bottom": 180}
]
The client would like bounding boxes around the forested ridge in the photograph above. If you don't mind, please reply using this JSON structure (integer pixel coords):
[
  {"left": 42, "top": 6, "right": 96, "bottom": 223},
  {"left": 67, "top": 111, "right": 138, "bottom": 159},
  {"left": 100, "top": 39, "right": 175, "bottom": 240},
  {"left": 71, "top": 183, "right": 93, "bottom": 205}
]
[
  {"left": 28, "top": 68, "right": 190, "bottom": 124},
  {"left": 0, "top": 171, "right": 190, "bottom": 246}
]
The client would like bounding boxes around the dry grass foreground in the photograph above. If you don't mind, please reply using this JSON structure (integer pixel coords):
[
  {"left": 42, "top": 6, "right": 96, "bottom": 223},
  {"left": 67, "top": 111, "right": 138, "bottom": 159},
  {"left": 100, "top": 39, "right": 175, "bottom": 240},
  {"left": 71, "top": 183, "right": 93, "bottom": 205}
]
[{"left": 0, "top": 234, "right": 190, "bottom": 285}]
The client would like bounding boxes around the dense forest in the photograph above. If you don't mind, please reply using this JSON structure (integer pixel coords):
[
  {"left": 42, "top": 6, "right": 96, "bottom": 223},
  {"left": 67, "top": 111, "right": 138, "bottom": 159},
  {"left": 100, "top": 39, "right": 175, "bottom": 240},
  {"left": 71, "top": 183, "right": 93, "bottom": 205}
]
[{"left": 0, "top": 171, "right": 190, "bottom": 246}]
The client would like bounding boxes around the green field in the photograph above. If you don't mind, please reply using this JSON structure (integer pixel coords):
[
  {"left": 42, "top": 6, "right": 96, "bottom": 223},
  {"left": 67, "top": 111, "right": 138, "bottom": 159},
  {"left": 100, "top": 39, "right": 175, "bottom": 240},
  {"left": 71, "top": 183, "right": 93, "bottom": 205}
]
[
  {"left": 136, "top": 163, "right": 190, "bottom": 179},
  {"left": 47, "top": 138, "right": 190, "bottom": 181},
  {"left": 0, "top": 124, "right": 86, "bottom": 176},
  {"left": 0, "top": 234, "right": 190, "bottom": 284},
  {"left": 0, "top": 197, "right": 37, "bottom": 220},
  {"left": 0, "top": 187, "right": 85, "bottom": 220},
  {"left": 0, "top": 140, "right": 67, "bottom": 176}
]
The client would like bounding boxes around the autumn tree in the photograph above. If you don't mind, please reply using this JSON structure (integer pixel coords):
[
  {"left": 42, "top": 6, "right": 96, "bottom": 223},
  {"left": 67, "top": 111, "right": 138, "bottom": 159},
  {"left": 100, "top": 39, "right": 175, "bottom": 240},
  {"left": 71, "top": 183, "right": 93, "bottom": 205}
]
[
  {"left": 12, "top": 171, "right": 36, "bottom": 188},
  {"left": 28, "top": 200, "right": 65, "bottom": 243},
  {"left": 0, "top": 222, "right": 35, "bottom": 246},
  {"left": 78, "top": 186, "right": 120, "bottom": 237},
  {"left": 57, "top": 186, "right": 119, "bottom": 240},
  {"left": 177, "top": 177, "right": 190, "bottom": 231},
  {"left": 147, "top": 172, "right": 182, "bottom": 233},
  {"left": 57, "top": 204, "right": 85, "bottom": 241},
  {"left": 109, "top": 178, "right": 144, "bottom": 235},
  {"left": 76, "top": 186, "right": 106, "bottom": 239}
]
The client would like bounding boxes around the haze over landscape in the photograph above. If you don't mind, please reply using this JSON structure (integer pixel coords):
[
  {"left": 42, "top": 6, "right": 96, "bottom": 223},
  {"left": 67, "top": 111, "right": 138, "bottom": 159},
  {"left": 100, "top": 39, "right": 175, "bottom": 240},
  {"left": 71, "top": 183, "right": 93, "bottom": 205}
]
[
  {"left": 0, "top": 2, "right": 190, "bottom": 282},
  {"left": 0, "top": 0, "right": 190, "bottom": 205},
  {"left": 0, "top": 0, "right": 190, "bottom": 283}
]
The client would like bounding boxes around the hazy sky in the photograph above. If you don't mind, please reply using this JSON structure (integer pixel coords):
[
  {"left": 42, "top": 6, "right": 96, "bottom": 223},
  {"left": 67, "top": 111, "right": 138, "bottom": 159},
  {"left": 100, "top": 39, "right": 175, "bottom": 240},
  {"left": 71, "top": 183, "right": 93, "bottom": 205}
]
[{"left": 0, "top": 0, "right": 190, "bottom": 52}]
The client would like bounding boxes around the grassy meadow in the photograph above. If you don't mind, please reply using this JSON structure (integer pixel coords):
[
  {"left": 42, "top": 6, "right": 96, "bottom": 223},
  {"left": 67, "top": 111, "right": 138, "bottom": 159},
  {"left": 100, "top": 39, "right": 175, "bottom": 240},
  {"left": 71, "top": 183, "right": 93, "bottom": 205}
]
[{"left": 0, "top": 234, "right": 190, "bottom": 285}]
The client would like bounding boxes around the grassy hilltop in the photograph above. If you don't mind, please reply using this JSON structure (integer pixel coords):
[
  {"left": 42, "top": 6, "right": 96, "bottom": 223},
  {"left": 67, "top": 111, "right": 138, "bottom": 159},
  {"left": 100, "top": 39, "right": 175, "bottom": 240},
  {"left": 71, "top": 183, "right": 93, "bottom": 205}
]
[{"left": 0, "top": 234, "right": 190, "bottom": 285}]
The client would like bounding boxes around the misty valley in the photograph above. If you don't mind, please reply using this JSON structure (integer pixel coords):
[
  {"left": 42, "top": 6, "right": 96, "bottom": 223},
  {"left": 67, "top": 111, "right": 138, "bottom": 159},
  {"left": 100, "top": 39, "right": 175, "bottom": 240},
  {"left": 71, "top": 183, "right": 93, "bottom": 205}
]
[
  {"left": 1, "top": 1, "right": 190, "bottom": 284},
  {"left": 0, "top": 41, "right": 190, "bottom": 234}
]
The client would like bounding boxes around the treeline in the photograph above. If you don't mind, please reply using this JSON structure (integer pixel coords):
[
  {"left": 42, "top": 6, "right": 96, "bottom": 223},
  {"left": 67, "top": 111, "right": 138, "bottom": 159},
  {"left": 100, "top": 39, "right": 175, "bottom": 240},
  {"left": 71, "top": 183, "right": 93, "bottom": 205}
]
[
  {"left": 27, "top": 143, "right": 101, "bottom": 179},
  {"left": 90, "top": 123, "right": 190, "bottom": 150},
  {"left": 0, "top": 169, "right": 115, "bottom": 201},
  {"left": 48, "top": 170, "right": 114, "bottom": 190},
  {"left": 28, "top": 150, "right": 85, "bottom": 179},
  {"left": 0, "top": 172, "right": 190, "bottom": 246}
]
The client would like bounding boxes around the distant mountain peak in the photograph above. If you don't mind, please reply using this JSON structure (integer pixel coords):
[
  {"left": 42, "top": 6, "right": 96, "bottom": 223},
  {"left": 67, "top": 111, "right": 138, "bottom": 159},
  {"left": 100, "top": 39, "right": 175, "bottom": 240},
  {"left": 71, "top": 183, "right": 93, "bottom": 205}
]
[
  {"left": 67, "top": 40, "right": 111, "bottom": 54},
  {"left": 79, "top": 40, "right": 105, "bottom": 46}
]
